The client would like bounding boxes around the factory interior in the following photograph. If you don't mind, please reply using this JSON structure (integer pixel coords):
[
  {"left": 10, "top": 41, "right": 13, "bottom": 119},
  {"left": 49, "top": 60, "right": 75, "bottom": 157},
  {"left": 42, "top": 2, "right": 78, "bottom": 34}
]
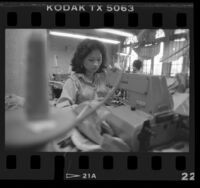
[{"left": 5, "top": 29, "right": 190, "bottom": 152}]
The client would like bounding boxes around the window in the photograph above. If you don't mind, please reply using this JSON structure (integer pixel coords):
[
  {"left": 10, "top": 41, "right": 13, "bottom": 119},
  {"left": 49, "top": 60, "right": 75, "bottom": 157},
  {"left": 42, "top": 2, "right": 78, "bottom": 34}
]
[
  {"left": 155, "top": 29, "right": 165, "bottom": 39},
  {"left": 153, "top": 42, "right": 164, "bottom": 75},
  {"left": 153, "top": 30, "right": 165, "bottom": 75},
  {"left": 170, "top": 56, "right": 183, "bottom": 76},
  {"left": 123, "top": 36, "right": 138, "bottom": 71},
  {"left": 143, "top": 59, "right": 151, "bottom": 74},
  {"left": 129, "top": 49, "right": 138, "bottom": 72},
  {"left": 174, "top": 29, "right": 189, "bottom": 35}
]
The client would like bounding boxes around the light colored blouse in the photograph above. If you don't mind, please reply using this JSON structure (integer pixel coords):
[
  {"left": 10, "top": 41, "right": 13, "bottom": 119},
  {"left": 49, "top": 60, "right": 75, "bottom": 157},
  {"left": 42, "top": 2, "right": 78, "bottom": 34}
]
[{"left": 56, "top": 71, "right": 109, "bottom": 107}]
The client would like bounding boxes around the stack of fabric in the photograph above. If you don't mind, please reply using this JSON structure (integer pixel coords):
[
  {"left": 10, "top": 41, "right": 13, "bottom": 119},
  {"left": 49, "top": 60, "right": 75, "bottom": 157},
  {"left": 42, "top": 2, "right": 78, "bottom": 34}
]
[
  {"left": 166, "top": 73, "right": 189, "bottom": 95},
  {"left": 5, "top": 94, "right": 25, "bottom": 111}
]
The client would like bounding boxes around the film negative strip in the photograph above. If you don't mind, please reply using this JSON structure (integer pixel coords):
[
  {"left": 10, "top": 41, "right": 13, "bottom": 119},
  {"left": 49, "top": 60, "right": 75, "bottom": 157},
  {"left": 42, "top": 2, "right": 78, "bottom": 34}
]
[{"left": 0, "top": 2, "right": 195, "bottom": 181}]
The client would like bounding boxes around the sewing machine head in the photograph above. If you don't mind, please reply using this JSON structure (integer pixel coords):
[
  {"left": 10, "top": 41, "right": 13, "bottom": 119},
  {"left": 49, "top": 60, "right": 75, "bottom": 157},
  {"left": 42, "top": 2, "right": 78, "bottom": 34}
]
[
  {"left": 107, "top": 71, "right": 174, "bottom": 115},
  {"left": 124, "top": 73, "right": 174, "bottom": 114}
]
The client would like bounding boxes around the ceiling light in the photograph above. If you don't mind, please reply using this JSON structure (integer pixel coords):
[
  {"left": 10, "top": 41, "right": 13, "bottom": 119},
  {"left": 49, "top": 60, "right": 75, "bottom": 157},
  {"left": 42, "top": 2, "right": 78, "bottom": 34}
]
[
  {"left": 96, "top": 29, "right": 134, "bottom": 37},
  {"left": 49, "top": 31, "right": 120, "bottom": 44},
  {"left": 174, "top": 29, "right": 189, "bottom": 35}
]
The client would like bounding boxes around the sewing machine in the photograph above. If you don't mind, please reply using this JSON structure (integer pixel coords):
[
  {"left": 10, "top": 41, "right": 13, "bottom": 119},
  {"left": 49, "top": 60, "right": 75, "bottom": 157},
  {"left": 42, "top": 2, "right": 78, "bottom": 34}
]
[{"left": 107, "top": 72, "right": 189, "bottom": 151}]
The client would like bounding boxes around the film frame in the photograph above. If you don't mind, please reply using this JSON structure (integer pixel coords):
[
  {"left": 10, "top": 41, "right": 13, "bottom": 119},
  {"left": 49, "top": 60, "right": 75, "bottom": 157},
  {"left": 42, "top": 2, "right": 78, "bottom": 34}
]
[{"left": 0, "top": 2, "right": 195, "bottom": 181}]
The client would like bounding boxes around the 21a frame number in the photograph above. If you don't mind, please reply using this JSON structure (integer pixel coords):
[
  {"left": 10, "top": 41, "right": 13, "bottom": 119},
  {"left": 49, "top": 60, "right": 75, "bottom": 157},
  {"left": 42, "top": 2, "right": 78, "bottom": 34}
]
[{"left": 181, "top": 172, "right": 195, "bottom": 181}]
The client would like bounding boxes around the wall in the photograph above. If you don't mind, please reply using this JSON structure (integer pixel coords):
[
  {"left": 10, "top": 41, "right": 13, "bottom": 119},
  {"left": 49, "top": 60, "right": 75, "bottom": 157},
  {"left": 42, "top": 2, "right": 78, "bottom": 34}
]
[
  {"left": 47, "top": 32, "right": 115, "bottom": 75},
  {"left": 47, "top": 34, "right": 79, "bottom": 75}
]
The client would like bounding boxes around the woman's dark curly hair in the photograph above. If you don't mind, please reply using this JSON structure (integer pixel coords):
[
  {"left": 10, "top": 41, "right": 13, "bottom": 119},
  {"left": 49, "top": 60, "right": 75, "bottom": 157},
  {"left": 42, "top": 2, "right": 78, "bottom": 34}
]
[{"left": 71, "top": 39, "right": 107, "bottom": 74}]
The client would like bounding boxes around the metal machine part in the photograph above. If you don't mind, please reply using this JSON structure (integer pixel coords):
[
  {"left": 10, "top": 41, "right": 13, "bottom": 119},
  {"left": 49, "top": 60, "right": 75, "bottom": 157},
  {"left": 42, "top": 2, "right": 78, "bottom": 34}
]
[{"left": 137, "top": 111, "right": 189, "bottom": 151}]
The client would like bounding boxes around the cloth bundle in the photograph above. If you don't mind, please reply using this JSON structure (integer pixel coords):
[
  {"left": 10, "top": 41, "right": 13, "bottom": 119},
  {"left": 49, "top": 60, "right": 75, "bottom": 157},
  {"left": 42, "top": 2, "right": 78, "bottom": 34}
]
[
  {"left": 5, "top": 94, "right": 25, "bottom": 111},
  {"left": 166, "top": 73, "right": 189, "bottom": 95},
  {"left": 51, "top": 101, "right": 140, "bottom": 152}
]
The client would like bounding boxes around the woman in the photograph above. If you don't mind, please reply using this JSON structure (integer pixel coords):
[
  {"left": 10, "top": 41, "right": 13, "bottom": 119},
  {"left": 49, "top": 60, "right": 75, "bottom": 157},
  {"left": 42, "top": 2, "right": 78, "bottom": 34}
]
[
  {"left": 48, "top": 39, "right": 140, "bottom": 152},
  {"left": 49, "top": 39, "right": 111, "bottom": 151},
  {"left": 56, "top": 39, "right": 109, "bottom": 108}
]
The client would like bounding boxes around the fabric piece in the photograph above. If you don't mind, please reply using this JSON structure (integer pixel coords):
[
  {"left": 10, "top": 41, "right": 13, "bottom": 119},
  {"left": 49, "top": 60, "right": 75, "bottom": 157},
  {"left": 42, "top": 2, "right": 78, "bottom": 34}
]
[
  {"left": 5, "top": 94, "right": 25, "bottom": 111},
  {"left": 173, "top": 92, "right": 189, "bottom": 116}
]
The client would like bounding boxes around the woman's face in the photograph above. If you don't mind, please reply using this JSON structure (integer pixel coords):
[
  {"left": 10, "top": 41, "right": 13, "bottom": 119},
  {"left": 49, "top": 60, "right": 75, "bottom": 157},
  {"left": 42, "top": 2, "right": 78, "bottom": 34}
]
[{"left": 83, "top": 49, "right": 102, "bottom": 74}]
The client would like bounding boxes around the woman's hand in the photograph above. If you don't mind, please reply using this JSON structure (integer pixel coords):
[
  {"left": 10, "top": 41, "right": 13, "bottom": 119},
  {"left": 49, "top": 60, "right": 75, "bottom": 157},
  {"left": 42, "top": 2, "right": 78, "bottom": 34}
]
[
  {"left": 104, "top": 113, "right": 142, "bottom": 152},
  {"left": 101, "top": 133, "right": 131, "bottom": 152}
]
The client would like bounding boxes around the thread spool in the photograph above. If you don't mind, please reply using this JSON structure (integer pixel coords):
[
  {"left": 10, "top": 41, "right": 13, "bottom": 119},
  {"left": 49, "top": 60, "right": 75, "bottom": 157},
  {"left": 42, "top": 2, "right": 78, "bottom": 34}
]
[{"left": 25, "top": 30, "right": 49, "bottom": 121}]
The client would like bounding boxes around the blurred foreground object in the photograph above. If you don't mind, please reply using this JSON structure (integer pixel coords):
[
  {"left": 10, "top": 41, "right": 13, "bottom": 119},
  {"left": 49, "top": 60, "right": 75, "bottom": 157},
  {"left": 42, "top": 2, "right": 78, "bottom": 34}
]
[
  {"left": 5, "top": 30, "right": 77, "bottom": 150},
  {"left": 25, "top": 30, "right": 49, "bottom": 120}
]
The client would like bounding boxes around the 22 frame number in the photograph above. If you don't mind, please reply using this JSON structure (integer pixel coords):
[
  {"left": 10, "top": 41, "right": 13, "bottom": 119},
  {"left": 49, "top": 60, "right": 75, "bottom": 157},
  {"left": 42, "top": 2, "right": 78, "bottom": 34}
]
[{"left": 181, "top": 172, "right": 195, "bottom": 181}]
